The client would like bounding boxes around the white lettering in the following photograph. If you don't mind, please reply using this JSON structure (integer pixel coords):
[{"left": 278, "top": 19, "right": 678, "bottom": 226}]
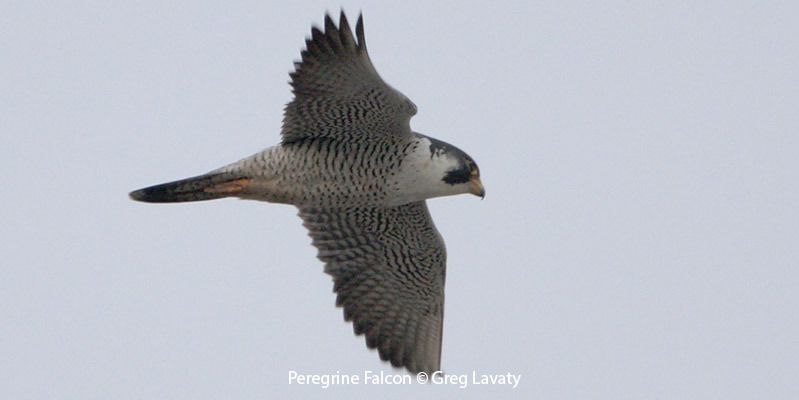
[
  {"left": 471, "top": 372, "right": 521, "bottom": 388},
  {"left": 288, "top": 369, "right": 519, "bottom": 388},
  {"left": 287, "top": 370, "right": 360, "bottom": 388},
  {"left": 364, "top": 370, "right": 412, "bottom": 385},
  {"left": 432, "top": 371, "right": 468, "bottom": 388}
]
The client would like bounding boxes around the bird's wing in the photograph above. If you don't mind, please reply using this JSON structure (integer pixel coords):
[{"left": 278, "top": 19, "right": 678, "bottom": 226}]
[
  {"left": 298, "top": 201, "right": 446, "bottom": 374},
  {"left": 282, "top": 12, "right": 418, "bottom": 144}
]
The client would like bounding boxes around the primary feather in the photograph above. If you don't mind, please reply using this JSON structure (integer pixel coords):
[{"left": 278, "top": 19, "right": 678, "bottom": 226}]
[{"left": 282, "top": 12, "right": 417, "bottom": 144}]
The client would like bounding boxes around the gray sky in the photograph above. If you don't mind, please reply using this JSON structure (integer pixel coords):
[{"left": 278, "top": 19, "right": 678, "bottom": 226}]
[{"left": 2, "top": 1, "right": 797, "bottom": 398}]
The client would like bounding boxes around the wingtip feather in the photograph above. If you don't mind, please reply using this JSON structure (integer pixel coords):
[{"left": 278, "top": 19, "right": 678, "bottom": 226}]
[{"left": 355, "top": 13, "right": 366, "bottom": 50}]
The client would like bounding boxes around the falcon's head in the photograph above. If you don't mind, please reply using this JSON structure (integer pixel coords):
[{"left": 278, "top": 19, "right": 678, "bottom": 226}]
[
  {"left": 391, "top": 133, "right": 484, "bottom": 205},
  {"left": 425, "top": 136, "right": 485, "bottom": 199}
]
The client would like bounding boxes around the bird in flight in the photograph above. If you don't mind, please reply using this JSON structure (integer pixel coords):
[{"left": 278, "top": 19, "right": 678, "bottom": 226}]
[{"left": 130, "top": 12, "right": 484, "bottom": 374}]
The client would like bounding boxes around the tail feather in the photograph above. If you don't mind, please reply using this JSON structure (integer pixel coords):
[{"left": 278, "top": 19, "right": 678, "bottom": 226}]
[{"left": 130, "top": 173, "right": 250, "bottom": 203}]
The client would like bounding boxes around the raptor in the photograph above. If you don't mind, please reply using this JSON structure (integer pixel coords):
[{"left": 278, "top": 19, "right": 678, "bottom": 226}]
[{"left": 130, "top": 12, "right": 484, "bottom": 374}]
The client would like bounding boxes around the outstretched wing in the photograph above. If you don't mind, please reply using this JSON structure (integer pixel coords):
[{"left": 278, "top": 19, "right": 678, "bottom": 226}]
[
  {"left": 282, "top": 12, "right": 418, "bottom": 144},
  {"left": 298, "top": 201, "right": 446, "bottom": 374}
]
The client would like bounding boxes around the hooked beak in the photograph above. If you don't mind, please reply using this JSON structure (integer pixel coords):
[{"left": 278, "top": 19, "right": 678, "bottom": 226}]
[{"left": 469, "top": 178, "right": 485, "bottom": 199}]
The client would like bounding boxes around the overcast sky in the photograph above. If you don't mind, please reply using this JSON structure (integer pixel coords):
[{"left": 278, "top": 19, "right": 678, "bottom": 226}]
[{"left": 2, "top": 1, "right": 798, "bottom": 399}]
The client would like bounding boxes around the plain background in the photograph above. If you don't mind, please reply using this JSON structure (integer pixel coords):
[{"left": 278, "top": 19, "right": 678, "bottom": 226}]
[{"left": 2, "top": 1, "right": 797, "bottom": 398}]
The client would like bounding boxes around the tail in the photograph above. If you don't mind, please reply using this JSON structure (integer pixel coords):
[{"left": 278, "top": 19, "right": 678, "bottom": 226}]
[{"left": 129, "top": 172, "right": 251, "bottom": 203}]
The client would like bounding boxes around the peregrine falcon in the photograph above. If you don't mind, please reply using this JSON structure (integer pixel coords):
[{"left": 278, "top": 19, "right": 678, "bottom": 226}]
[{"left": 130, "top": 12, "right": 484, "bottom": 374}]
